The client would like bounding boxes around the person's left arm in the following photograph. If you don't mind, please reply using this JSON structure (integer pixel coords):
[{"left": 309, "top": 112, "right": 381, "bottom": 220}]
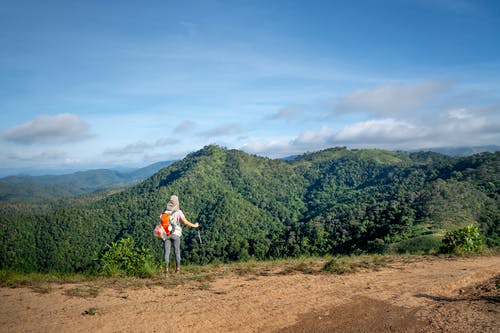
[{"left": 179, "top": 214, "right": 199, "bottom": 228}]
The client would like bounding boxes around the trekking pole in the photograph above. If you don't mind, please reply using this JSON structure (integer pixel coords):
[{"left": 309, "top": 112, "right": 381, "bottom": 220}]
[{"left": 196, "top": 224, "right": 206, "bottom": 259}]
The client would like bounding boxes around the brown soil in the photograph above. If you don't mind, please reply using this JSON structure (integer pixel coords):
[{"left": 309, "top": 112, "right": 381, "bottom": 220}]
[{"left": 1, "top": 256, "right": 499, "bottom": 333}]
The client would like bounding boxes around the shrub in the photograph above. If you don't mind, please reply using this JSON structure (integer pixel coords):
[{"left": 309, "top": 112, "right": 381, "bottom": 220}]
[
  {"left": 100, "top": 237, "right": 156, "bottom": 277},
  {"left": 440, "top": 224, "right": 483, "bottom": 255},
  {"left": 394, "top": 235, "right": 442, "bottom": 254}
]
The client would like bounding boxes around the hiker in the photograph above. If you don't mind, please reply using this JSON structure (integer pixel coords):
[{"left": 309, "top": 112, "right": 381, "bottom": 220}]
[{"left": 161, "top": 195, "right": 199, "bottom": 273}]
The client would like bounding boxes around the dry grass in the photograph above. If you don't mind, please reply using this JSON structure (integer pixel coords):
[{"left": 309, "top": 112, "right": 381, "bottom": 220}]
[
  {"left": 322, "top": 254, "right": 393, "bottom": 274},
  {"left": 0, "top": 254, "right": 447, "bottom": 297}
]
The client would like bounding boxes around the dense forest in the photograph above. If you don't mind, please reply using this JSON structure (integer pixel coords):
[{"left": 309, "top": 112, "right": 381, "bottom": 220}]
[{"left": 0, "top": 145, "right": 498, "bottom": 273}]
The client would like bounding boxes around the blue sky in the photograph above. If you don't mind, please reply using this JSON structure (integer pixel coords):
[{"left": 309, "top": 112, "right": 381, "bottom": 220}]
[{"left": 1, "top": 0, "right": 499, "bottom": 175}]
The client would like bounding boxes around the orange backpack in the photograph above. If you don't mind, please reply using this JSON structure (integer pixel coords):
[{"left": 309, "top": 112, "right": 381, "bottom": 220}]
[{"left": 160, "top": 210, "right": 174, "bottom": 235}]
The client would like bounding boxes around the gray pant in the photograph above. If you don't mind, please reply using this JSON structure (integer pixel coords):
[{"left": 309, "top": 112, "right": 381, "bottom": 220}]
[{"left": 164, "top": 234, "right": 181, "bottom": 268}]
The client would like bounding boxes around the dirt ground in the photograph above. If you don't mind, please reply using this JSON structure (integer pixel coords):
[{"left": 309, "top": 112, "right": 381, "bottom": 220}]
[{"left": 1, "top": 256, "right": 499, "bottom": 333}]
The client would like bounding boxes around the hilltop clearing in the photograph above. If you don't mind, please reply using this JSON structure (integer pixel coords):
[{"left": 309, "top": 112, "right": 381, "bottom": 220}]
[{"left": 1, "top": 255, "right": 498, "bottom": 332}]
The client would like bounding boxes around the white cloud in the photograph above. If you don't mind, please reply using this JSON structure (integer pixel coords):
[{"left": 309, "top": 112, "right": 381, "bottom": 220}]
[
  {"left": 292, "top": 126, "right": 335, "bottom": 146},
  {"left": 64, "top": 158, "right": 81, "bottom": 165},
  {"left": 104, "top": 141, "right": 153, "bottom": 156},
  {"left": 448, "top": 108, "right": 472, "bottom": 120},
  {"left": 175, "top": 120, "right": 197, "bottom": 132},
  {"left": 247, "top": 105, "right": 499, "bottom": 156},
  {"left": 335, "top": 81, "right": 449, "bottom": 116},
  {"left": 154, "top": 137, "right": 181, "bottom": 147},
  {"left": 198, "top": 123, "right": 241, "bottom": 138},
  {"left": 6, "top": 150, "right": 68, "bottom": 162},
  {"left": 266, "top": 106, "right": 303, "bottom": 121},
  {"left": 241, "top": 139, "right": 294, "bottom": 157},
  {"left": 2, "top": 113, "right": 91, "bottom": 144},
  {"left": 241, "top": 127, "right": 336, "bottom": 157},
  {"left": 104, "top": 137, "right": 180, "bottom": 156},
  {"left": 335, "top": 119, "right": 424, "bottom": 143}
]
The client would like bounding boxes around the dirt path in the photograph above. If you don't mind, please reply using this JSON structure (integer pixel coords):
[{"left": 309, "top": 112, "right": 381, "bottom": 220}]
[{"left": 1, "top": 256, "right": 499, "bottom": 333}]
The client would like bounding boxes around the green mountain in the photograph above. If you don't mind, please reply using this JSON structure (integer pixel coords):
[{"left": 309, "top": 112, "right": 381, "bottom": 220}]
[
  {"left": 0, "top": 145, "right": 498, "bottom": 273},
  {"left": 0, "top": 160, "right": 175, "bottom": 202}
]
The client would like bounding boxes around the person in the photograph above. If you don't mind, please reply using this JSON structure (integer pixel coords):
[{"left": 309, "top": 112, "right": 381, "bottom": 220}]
[{"left": 161, "top": 195, "right": 199, "bottom": 274}]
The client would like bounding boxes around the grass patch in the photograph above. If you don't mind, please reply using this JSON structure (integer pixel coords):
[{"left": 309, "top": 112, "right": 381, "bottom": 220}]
[
  {"left": 65, "top": 285, "right": 101, "bottom": 298},
  {"left": 82, "top": 307, "right": 97, "bottom": 316},
  {"left": 392, "top": 235, "right": 443, "bottom": 255},
  {"left": 0, "top": 256, "right": 389, "bottom": 290},
  {"left": 276, "top": 257, "right": 325, "bottom": 275},
  {"left": 0, "top": 270, "right": 92, "bottom": 289},
  {"left": 1, "top": 254, "right": 474, "bottom": 291}
]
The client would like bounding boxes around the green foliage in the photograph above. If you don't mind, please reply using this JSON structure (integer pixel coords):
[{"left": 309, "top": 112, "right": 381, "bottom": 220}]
[
  {"left": 478, "top": 201, "right": 500, "bottom": 247},
  {"left": 392, "top": 235, "right": 442, "bottom": 254},
  {"left": 82, "top": 307, "right": 98, "bottom": 316},
  {"left": 0, "top": 146, "right": 498, "bottom": 274},
  {"left": 440, "top": 224, "right": 484, "bottom": 255},
  {"left": 0, "top": 269, "right": 91, "bottom": 288},
  {"left": 99, "top": 237, "right": 156, "bottom": 277},
  {"left": 417, "top": 179, "right": 488, "bottom": 230}
]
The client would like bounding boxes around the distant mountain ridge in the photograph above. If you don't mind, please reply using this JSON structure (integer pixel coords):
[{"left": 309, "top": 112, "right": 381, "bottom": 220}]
[
  {"left": 0, "top": 160, "right": 175, "bottom": 202},
  {"left": 279, "top": 145, "right": 499, "bottom": 162},
  {"left": 408, "top": 145, "right": 499, "bottom": 156}
]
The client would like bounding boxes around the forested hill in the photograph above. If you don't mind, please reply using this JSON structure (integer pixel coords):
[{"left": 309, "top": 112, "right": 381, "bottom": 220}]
[
  {"left": 0, "top": 160, "right": 175, "bottom": 202},
  {"left": 1, "top": 145, "right": 498, "bottom": 273}
]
